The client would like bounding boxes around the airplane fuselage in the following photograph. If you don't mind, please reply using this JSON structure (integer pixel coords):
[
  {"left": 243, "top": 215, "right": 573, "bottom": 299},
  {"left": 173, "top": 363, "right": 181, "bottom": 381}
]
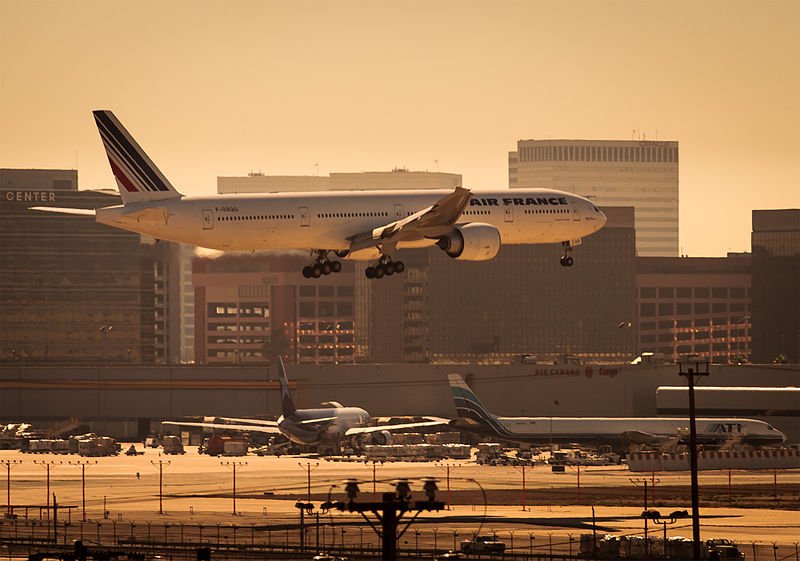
[
  {"left": 454, "top": 416, "right": 786, "bottom": 448},
  {"left": 95, "top": 188, "right": 605, "bottom": 255},
  {"left": 277, "top": 406, "right": 370, "bottom": 446}
]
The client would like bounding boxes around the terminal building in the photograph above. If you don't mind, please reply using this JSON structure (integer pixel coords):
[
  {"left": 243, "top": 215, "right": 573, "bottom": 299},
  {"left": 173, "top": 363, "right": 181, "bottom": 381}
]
[
  {"left": 509, "top": 139, "right": 679, "bottom": 257},
  {"left": 0, "top": 169, "right": 158, "bottom": 364}
]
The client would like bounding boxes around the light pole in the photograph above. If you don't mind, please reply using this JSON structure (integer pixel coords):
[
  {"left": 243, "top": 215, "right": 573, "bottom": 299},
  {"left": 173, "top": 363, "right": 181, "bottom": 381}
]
[
  {"left": 221, "top": 461, "right": 247, "bottom": 515},
  {"left": 150, "top": 459, "right": 171, "bottom": 514},
  {"left": 641, "top": 509, "right": 689, "bottom": 559},
  {"left": 298, "top": 461, "right": 319, "bottom": 502},
  {"left": 34, "top": 460, "right": 61, "bottom": 540},
  {"left": 678, "top": 355, "right": 709, "bottom": 560},
  {"left": 69, "top": 460, "right": 97, "bottom": 522},
  {"left": 2, "top": 459, "right": 22, "bottom": 516}
]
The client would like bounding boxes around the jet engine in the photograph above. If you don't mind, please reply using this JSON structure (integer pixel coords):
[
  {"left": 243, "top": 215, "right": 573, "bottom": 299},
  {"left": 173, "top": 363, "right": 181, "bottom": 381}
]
[
  {"left": 369, "top": 430, "right": 393, "bottom": 445},
  {"left": 436, "top": 223, "right": 501, "bottom": 261}
]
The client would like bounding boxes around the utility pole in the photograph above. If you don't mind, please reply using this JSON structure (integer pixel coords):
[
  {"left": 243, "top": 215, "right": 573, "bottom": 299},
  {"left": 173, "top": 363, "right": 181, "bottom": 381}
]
[
  {"left": 512, "top": 463, "right": 528, "bottom": 511},
  {"left": 221, "top": 461, "right": 247, "bottom": 515},
  {"left": 679, "top": 356, "right": 710, "bottom": 559},
  {"left": 150, "top": 460, "right": 171, "bottom": 514},
  {"left": 2, "top": 459, "right": 22, "bottom": 516},
  {"left": 69, "top": 460, "right": 97, "bottom": 522}
]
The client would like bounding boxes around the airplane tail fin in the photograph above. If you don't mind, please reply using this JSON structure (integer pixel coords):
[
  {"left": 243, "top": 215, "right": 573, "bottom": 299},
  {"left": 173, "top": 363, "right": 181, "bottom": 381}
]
[
  {"left": 447, "top": 373, "right": 497, "bottom": 426},
  {"left": 277, "top": 356, "right": 296, "bottom": 417},
  {"left": 92, "top": 110, "right": 183, "bottom": 205}
]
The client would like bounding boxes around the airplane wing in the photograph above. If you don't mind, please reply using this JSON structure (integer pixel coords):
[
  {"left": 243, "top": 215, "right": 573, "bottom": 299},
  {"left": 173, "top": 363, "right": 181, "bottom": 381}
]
[
  {"left": 344, "top": 418, "right": 449, "bottom": 437},
  {"left": 346, "top": 187, "right": 472, "bottom": 253},
  {"left": 217, "top": 417, "right": 279, "bottom": 427},
  {"left": 620, "top": 430, "right": 671, "bottom": 444},
  {"left": 162, "top": 420, "right": 282, "bottom": 434},
  {"left": 29, "top": 206, "right": 96, "bottom": 216}
]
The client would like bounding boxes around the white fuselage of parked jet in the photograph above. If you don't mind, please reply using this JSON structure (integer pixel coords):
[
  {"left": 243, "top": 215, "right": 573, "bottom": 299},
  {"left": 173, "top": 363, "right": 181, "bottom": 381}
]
[{"left": 94, "top": 188, "right": 605, "bottom": 254}]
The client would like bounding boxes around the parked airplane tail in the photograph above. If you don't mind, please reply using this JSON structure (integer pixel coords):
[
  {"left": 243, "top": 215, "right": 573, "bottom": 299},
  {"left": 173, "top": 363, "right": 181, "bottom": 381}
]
[
  {"left": 447, "top": 373, "right": 498, "bottom": 427},
  {"left": 93, "top": 110, "right": 183, "bottom": 205},
  {"left": 278, "top": 356, "right": 297, "bottom": 417}
]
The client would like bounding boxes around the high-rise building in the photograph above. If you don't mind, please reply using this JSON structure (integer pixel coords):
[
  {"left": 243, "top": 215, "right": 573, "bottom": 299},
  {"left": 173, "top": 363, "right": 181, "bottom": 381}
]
[
  {"left": 635, "top": 255, "right": 752, "bottom": 364},
  {"left": 0, "top": 169, "right": 157, "bottom": 363},
  {"left": 219, "top": 169, "right": 462, "bottom": 194},
  {"left": 509, "top": 139, "right": 679, "bottom": 257},
  {"left": 751, "top": 209, "right": 800, "bottom": 363},
  {"left": 193, "top": 253, "right": 356, "bottom": 364}
]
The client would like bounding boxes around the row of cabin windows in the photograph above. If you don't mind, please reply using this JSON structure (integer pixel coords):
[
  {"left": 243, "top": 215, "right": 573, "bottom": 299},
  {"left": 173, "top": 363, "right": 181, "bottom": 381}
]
[
  {"left": 218, "top": 214, "right": 294, "bottom": 221},
  {"left": 523, "top": 208, "right": 570, "bottom": 214},
  {"left": 316, "top": 211, "right": 389, "bottom": 218}
]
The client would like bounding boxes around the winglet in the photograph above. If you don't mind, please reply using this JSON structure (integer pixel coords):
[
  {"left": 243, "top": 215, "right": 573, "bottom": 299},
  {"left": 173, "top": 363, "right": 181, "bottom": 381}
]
[
  {"left": 278, "top": 356, "right": 296, "bottom": 417},
  {"left": 447, "top": 373, "right": 496, "bottom": 425}
]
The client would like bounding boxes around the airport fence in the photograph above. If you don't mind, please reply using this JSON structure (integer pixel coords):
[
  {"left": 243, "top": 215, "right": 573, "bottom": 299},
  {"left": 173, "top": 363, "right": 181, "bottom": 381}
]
[{"left": 1, "top": 517, "right": 799, "bottom": 561}]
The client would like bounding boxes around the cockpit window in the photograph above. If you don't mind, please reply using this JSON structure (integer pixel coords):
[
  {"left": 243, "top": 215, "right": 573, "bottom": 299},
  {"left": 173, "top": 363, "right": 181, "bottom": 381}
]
[{"left": 592, "top": 205, "right": 600, "bottom": 212}]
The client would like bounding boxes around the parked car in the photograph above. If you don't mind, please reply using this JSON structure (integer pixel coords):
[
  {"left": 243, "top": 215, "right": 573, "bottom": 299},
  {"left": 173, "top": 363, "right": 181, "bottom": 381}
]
[{"left": 460, "top": 535, "right": 506, "bottom": 554}]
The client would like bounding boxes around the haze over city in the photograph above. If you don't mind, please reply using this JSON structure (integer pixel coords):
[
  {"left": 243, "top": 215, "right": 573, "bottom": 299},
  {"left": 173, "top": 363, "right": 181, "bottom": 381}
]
[{"left": 1, "top": 0, "right": 798, "bottom": 257}]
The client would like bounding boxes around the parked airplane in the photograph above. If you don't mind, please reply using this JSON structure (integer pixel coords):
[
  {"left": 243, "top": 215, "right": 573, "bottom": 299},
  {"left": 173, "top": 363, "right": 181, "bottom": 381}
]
[
  {"left": 163, "top": 358, "right": 445, "bottom": 450},
  {"left": 447, "top": 374, "right": 786, "bottom": 449},
  {"left": 31, "top": 110, "right": 606, "bottom": 279}
]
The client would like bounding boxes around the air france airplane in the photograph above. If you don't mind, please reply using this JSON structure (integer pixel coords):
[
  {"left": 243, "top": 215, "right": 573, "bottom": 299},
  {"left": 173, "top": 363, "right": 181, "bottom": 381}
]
[
  {"left": 163, "top": 357, "right": 445, "bottom": 449},
  {"left": 447, "top": 374, "right": 786, "bottom": 450},
  {"left": 32, "top": 111, "right": 606, "bottom": 279}
]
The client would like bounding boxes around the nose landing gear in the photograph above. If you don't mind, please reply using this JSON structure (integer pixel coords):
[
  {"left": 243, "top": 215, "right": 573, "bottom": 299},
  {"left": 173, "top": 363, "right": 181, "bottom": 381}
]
[
  {"left": 302, "top": 250, "right": 343, "bottom": 279},
  {"left": 560, "top": 240, "right": 575, "bottom": 267}
]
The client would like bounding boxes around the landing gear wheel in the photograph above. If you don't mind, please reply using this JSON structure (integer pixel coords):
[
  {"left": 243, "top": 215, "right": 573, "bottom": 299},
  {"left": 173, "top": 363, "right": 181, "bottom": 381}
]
[
  {"left": 365, "top": 267, "right": 376, "bottom": 279},
  {"left": 331, "top": 261, "right": 342, "bottom": 273},
  {"left": 302, "top": 266, "right": 313, "bottom": 278},
  {"left": 560, "top": 256, "right": 574, "bottom": 267},
  {"left": 384, "top": 262, "right": 395, "bottom": 276},
  {"left": 312, "top": 263, "right": 323, "bottom": 278},
  {"left": 321, "top": 262, "right": 333, "bottom": 275},
  {"left": 392, "top": 261, "right": 405, "bottom": 273},
  {"left": 374, "top": 264, "right": 386, "bottom": 279}
]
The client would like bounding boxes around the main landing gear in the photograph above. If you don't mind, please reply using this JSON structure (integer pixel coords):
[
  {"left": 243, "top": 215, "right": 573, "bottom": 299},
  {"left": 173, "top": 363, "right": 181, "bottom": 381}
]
[
  {"left": 302, "top": 250, "right": 343, "bottom": 279},
  {"left": 365, "top": 256, "right": 405, "bottom": 279},
  {"left": 560, "top": 241, "right": 574, "bottom": 267}
]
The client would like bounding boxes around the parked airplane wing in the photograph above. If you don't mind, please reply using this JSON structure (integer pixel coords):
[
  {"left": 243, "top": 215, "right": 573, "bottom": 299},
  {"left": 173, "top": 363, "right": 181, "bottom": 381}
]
[
  {"left": 217, "top": 417, "right": 279, "bottom": 427},
  {"left": 344, "top": 418, "right": 448, "bottom": 436},
  {"left": 346, "top": 187, "right": 472, "bottom": 252},
  {"left": 620, "top": 429, "right": 670, "bottom": 444},
  {"left": 162, "top": 420, "right": 282, "bottom": 434}
]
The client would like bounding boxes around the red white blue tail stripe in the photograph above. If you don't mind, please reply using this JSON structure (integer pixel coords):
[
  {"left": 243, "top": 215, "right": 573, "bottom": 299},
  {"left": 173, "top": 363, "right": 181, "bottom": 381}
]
[{"left": 93, "top": 110, "right": 181, "bottom": 204}]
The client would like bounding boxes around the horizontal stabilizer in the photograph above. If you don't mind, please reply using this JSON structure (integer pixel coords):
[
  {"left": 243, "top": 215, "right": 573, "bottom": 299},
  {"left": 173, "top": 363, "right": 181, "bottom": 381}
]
[{"left": 29, "top": 206, "right": 96, "bottom": 216}]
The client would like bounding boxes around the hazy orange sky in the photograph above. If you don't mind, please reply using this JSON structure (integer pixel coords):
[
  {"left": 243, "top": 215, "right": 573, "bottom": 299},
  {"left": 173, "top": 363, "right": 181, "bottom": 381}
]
[{"left": 1, "top": 0, "right": 798, "bottom": 256}]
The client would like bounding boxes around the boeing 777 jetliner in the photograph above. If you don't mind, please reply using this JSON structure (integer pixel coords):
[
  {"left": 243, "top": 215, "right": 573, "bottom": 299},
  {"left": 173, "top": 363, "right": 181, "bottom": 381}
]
[{"left": 33, "top": 111, "right": 606, "bottom": 278}]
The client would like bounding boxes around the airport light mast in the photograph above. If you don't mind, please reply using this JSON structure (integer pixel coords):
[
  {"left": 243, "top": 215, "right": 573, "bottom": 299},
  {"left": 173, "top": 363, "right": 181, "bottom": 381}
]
[
  {"left": 678, "top": 355, "right": 709, "bottom": 559},
  {"left": 322, "top": 477, "right": 445, "bottom": 561}
]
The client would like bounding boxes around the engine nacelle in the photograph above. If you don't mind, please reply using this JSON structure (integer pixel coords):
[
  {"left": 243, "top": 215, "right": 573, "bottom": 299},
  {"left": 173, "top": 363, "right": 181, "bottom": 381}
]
[
  {"left": 436, "top": 223, "right": 501, "bottom": 261},
  {"left": 370, "top": 430, "right": 393, "bottom": 445}
]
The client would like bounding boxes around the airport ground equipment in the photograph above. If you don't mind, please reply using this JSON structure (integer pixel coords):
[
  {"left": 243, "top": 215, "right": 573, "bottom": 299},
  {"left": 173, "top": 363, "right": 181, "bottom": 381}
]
[{"left": 321, "top": 477, "right": 445, "bottom": 561}]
